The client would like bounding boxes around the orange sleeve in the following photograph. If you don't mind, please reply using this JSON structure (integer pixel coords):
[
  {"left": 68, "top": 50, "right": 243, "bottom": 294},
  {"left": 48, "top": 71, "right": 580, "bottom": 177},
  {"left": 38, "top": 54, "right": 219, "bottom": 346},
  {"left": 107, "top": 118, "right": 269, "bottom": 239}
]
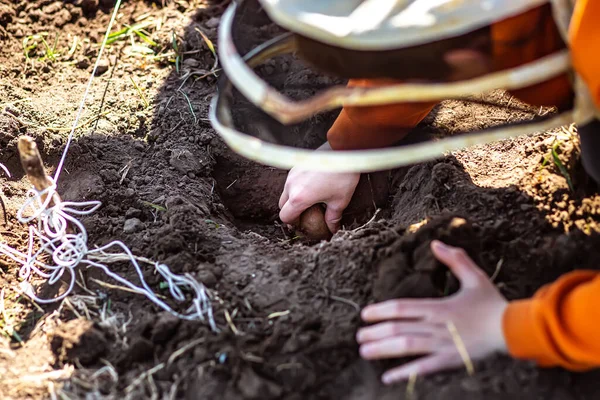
[
  {"left": 503, "top": 270, "right": 600, "bottom": 370},
  {"left": 327, "top": 79, "right": 437, "bottom": 150},
  {"left": 491, "top": 4, "right": 573, "bottom": 111},
  {"left": 570, "top": 0, "right": 600, "bottom": 109}
]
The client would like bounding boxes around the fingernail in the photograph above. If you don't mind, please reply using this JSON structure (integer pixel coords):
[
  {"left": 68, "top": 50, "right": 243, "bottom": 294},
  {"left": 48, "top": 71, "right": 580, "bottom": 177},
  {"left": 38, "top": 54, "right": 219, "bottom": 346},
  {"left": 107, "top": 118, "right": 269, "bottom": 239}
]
[
  {"left": 360, "top": 308, "right": 371, "bottom": 321},
  {"left": 382, "top": 372, "right": 407, "bottom": 385},
  {"left": 432, "top": 240, "right": 450, "bottom": 254},
  {"left": 355, "top": 329, "right": 364, "bottom": 343},
  {"left": 382, "top": 373, "right": 394, "bottom": 385},
  {"left": 359, "top": 344, "right": 371, "bottom": 358}
]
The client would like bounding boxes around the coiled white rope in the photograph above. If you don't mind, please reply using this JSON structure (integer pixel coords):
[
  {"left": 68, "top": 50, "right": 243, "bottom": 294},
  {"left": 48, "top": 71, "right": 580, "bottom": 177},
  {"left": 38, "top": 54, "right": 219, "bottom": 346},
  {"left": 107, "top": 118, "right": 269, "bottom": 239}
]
[{"left": 0, "top": 1, "right": 217, "bottom": 330}]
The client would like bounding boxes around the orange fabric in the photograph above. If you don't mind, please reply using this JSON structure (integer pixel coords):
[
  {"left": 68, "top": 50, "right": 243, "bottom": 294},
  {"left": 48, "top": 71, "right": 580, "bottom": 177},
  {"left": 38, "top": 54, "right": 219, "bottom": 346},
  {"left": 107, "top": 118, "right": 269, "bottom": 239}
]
[
  {"left": 492, "top": 5, "right": 572, "bottom": 110},
  {"left": 570, "top": 0, "right": 600, "bottom": 109},
  {"left": 327, "top": 4, "right": 574, "bottom": 150},
  {"left": 327, "top": 79, "right": 436, "bottom": 150},
  {"left": 503, "top": 271, "right": 600, "bottom": 370}
]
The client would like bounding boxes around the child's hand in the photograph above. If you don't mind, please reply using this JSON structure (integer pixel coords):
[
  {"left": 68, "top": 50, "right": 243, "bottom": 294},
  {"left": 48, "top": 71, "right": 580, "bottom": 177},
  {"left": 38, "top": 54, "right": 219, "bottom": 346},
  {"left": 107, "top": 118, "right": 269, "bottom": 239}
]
[
  {"left": 357, "top": 241, "right": 508, "bottom": 384},
  {"left": 279, "top": 167, "right": 360, "bottom": 234}
]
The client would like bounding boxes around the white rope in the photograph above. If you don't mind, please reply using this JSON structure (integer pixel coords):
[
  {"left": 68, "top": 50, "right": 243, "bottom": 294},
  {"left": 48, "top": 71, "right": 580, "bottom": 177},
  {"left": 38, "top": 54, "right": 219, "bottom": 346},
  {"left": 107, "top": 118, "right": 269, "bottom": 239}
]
[
  {"left": 1, "top": 180, "right": 215, "bottom": 328},
  {"left": 0, "top": 163, "right": 10, "bottom": 178},
  {"left": 0, "top": 1, "right": 217, "bottom": 330}
]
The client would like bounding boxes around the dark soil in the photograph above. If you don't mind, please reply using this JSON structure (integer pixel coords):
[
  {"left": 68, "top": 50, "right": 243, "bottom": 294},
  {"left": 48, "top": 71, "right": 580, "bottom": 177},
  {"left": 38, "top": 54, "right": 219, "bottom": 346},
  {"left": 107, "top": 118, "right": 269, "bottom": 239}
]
[{"left": 1, "top": 1, "right": 600, "bottom": 399}]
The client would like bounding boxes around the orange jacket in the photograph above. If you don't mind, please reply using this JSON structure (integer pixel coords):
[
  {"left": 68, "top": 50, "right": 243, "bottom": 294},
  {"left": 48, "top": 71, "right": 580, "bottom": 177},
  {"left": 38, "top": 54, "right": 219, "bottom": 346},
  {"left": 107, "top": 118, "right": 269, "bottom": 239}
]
[
  {"left": 329, "top": 1, "right": 600, "bottom": 370},
  {"left": 503, "top": 0, "right": 600, "bottom": 371}
]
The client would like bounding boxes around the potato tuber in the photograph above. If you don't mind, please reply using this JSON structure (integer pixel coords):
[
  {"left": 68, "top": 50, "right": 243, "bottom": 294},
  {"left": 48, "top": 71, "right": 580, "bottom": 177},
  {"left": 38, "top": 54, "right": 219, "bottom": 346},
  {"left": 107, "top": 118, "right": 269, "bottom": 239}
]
[{"left": 298, "top": 204, "right": 332, "bottom": 242}]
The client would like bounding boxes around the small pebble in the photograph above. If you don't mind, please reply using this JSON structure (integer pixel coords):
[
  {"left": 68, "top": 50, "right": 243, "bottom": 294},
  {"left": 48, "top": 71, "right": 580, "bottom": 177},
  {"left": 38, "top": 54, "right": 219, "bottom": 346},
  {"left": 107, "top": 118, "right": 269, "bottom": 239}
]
[
  {"left": 123, "top": 218, "right": 143, "bottom": 233},
  {"left": 76, "top": 58, "right": 90, "bottom": 69},
  {"left": 94, "top": 59, "right": 110, "bottom": 76},
  {"left": 169, "top": 149, "right": 200, "bottom": 174}
]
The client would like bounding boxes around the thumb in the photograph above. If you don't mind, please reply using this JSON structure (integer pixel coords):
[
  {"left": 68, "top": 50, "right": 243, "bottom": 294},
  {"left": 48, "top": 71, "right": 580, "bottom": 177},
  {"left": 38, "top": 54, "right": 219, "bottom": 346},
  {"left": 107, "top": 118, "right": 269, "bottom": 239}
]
[
  {"left": 324, "top": 204, "right": 344, "bottom": 234},
  {"left": 430, "top": 241, "right": 484, "bottom": 288}
]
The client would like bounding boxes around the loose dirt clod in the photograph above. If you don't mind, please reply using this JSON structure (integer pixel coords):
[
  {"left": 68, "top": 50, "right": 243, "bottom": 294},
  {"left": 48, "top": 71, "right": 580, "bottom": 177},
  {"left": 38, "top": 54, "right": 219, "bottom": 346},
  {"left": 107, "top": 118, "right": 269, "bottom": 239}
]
[
  {"left": 123, "top": 217, "right": 143, "bottom": 233},
  {"left": 50, "top": 319, "right": 108, "bottom": 366},
  {"left": 374, "top": 216, "right": 472, "bottom": 301}
]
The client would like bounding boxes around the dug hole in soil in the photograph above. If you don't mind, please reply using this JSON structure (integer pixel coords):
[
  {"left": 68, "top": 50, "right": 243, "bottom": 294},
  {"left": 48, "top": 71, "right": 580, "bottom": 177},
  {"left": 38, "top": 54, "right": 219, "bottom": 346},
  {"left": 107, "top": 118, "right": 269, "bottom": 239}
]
[{"left": 1, "top": 1, "right": 600, "bottom": 399}]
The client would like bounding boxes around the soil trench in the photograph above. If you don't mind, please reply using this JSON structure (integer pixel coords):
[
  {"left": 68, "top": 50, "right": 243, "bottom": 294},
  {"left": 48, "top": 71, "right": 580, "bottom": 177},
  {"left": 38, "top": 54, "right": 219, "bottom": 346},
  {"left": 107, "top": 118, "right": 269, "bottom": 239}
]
[{"left": 0, "top": 1, "right": 600, "bottom": 400}]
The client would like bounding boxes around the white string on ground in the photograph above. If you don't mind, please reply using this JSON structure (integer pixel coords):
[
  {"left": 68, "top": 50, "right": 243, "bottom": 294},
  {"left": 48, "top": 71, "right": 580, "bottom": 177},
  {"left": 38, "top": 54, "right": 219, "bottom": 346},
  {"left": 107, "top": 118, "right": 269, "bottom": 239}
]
[
  {"left": 0, "top": 1, "right": 217, "bottom": 331},
  {"left": 0, "top": 163, "right": 10, "bottom": 178},
  {"left": 53, "top": 1, "right": 119, "bottom": 183}
]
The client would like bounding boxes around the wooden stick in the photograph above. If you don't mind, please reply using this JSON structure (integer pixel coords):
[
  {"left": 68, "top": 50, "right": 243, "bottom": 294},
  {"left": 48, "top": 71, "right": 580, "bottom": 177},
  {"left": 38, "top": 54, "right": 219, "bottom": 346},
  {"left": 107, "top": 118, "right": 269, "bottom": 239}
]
[
  {"left": 17, "top": 135, "right": 74, "bottom": 237},
  {"left": 17, "top": 136, "right": 62, "bottom": 208}
]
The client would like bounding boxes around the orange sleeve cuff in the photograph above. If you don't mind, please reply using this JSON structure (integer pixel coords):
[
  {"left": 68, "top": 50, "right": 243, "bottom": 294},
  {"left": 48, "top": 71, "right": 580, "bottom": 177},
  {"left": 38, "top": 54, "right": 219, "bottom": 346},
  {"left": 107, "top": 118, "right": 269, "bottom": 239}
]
[
  {"left": 503, "top": 271, "right": 600, "bottom": 371},
  {"left": 503, "top": 298, "right": 553, "bottom": 365}
]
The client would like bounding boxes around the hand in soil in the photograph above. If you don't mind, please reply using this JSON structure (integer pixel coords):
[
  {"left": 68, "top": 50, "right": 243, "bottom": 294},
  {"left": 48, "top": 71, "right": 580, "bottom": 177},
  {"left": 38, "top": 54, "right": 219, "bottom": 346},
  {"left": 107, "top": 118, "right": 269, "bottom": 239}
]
[
  {"left": 357, "top": 241, "right": 508, "bottom": 384},
  {"left": 279, "top": 167, "right": 360, "bottom": 234}
]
